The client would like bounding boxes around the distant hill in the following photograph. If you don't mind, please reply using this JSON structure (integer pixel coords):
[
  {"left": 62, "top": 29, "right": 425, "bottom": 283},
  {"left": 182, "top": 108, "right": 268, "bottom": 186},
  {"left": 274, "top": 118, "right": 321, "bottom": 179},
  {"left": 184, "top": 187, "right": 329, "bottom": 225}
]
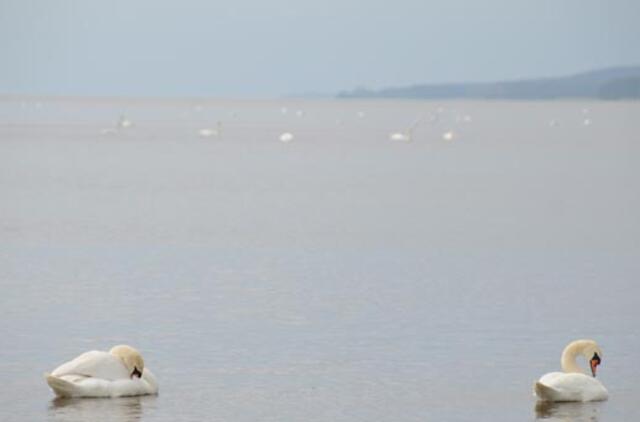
[{"left": 337, "top": 66, "right": 640, "bottom": 100}]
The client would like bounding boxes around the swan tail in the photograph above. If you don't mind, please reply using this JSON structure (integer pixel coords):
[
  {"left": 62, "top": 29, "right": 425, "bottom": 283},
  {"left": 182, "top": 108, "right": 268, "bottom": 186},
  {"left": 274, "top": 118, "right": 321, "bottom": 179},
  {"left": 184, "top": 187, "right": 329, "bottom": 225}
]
[
  {"left": 45, "top": 373, "right": 78, "bottom": 398},
  {"left": 534, "top": 381, "right": 560, "bottom": 401}
]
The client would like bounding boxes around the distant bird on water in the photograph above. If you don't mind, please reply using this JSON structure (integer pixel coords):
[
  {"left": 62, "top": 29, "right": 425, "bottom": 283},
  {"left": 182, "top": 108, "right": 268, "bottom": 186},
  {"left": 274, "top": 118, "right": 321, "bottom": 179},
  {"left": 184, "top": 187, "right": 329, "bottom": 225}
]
[
  {"left": 118, "top": 115, "right": 133, "bottom": 129},
  {"left": 389, "top": 117, "right": 423, "bottom": 143},
  {"left": 279, "top": 132, "right": 294, "bottom": 143},
  {"left": 198, "top": 121, "right": 222, "bottom": 138},
  {"left": 442, "top": 131, "right": 455, "bottom": 141}
]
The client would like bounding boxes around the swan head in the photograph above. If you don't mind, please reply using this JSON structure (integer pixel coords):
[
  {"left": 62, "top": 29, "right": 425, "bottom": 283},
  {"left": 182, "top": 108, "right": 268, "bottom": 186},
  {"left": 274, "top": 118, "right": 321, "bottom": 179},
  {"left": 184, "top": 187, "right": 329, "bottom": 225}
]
[
  {"left": 577, "top": 340, "right": 603, "bottom": 377},
  {"left": 110, "top": 345, "right": 144, "bottom": 378},
  {"left": 589, "top": 351, "right": 601, "bottom": 377},
  {"left": 562, "top": 339, "right": 603, "bottom": 377}
]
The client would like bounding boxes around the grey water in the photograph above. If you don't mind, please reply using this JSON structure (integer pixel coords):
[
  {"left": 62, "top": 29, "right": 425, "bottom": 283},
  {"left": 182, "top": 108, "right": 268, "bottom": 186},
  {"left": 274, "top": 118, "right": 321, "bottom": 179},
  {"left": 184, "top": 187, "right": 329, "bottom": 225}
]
[{"left": 1, "top": 98, "right": 639, "bottom": 421}]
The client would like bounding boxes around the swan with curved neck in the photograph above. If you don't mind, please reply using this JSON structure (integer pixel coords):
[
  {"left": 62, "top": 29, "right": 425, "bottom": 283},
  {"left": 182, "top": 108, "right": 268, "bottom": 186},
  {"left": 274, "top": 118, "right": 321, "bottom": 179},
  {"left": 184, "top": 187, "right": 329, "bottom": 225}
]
[
  {"left": 45, "top": 345, "right": 158, "bottom": 398},
  {"left": 534, "top": 339, "right": 608, "bottom": 402}
]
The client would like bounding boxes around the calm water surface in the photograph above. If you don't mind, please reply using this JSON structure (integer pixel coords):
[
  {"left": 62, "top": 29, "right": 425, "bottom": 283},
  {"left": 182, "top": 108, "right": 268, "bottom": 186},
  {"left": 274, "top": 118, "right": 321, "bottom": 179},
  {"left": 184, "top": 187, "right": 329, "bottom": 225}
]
[{"left": 1, "top": 98, "right": 639, "bottom": 421}]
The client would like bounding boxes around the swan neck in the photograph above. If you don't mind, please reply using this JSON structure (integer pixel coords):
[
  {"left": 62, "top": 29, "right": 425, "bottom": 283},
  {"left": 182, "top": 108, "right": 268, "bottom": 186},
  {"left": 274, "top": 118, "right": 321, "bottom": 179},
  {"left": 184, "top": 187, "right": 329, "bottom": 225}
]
[{"left": 561, "top": 342, "right": 586, "bottom": 374}]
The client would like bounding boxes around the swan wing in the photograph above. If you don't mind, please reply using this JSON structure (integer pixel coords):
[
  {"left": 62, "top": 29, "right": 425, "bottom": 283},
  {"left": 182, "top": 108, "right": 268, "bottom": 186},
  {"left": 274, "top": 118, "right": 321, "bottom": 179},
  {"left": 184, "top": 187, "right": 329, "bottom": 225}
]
[
  {"left": 45, "top": 370, "right": 158, "bottom": 398},
  {"left": 51, "top": 351, "right": 129, "bottom": 380}
]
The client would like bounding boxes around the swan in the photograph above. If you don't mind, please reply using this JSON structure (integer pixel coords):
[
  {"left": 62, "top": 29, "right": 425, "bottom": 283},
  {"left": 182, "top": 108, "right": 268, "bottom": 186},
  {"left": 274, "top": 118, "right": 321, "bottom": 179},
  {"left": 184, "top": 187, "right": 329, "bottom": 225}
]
[
  {"left": 198, "top": 121, "right": 222, "bottom": 138},
  {"left": 279, "top": 132, "right": 294, "bottom": 143},
  {"left": 389, "top": 132, "right": 411, "bottom": 142},
  {"left": 45, "top": 345, "right": 158, "bottom": 398},
  {"left": 390, "top": 117, "right": 423, "bottom": 143},
  {"left": 534, "top": 339, "right": 608, "bottom": 402},
  {"left": 442, "top": 131, "right": 455, "bottom": 141},
  {"left": 118, "top": 115, "right": 133, "bottom": 129}
]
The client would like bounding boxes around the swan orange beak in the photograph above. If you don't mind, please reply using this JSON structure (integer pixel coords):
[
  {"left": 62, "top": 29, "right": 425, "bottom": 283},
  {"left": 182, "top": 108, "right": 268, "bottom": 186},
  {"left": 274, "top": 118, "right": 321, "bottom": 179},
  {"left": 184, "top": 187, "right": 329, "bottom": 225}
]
[{"left": 590, "top": 353, "right": 601, "bottom": 377}]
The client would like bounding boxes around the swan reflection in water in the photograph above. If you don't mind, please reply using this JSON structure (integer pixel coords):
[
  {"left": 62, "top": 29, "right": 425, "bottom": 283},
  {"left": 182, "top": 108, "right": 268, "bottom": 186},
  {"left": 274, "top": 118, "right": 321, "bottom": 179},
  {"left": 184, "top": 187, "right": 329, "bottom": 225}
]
[
  {"left": 49, "top": 395, "right": 155, "bottom": 422},
  {"left": 535, "top": 400, "right": 603, "bottom": 422}
]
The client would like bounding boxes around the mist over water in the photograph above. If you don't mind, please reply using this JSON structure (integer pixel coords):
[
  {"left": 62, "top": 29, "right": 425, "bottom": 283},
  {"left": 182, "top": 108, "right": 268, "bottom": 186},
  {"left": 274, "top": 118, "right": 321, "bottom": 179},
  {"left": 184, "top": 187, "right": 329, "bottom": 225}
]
[{"left": 1, "top": 98, "right": 639, "bottom": 421}]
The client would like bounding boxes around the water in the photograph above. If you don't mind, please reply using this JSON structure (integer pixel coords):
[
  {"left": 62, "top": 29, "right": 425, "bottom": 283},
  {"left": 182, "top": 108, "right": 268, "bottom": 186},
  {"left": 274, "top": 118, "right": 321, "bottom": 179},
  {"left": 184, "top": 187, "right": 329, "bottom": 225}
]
[{"left": 1, "top": 98, "right": 639, "bottom": 421}]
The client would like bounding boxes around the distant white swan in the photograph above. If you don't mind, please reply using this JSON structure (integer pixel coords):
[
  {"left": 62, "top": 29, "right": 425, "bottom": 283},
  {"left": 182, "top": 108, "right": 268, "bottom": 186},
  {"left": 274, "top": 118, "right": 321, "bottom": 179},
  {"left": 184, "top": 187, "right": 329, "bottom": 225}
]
[
  {"left": 118, "top": 116, "right": 133, "bottom": 129},
  {"left": 198, "top": 121, "right": 222, "bottom": 138},
  {"left": 279, "top": 132, "right": 294, "bottom": 143},
  {"left": 390, "top": 117, "right": 422, "bottom": 143},
  {"left": 534, "top": 339, "right": 608, "bottom": 402},
  {"left": 442, "top": 131, "right": 455, "bottom": 141},
  {"left": 389, "top": 132, "right": 411, "bottom": 142},
  {"left": 45, "top": 345, "right": 158, "bottom": 398}
]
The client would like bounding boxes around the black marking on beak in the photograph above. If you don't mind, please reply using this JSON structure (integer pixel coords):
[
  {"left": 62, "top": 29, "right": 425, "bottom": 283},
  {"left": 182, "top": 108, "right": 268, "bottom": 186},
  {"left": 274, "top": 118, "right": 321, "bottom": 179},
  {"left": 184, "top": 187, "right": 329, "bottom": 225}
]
[{"left": 132, "top": 367, "right": 142, "bottom": 378}]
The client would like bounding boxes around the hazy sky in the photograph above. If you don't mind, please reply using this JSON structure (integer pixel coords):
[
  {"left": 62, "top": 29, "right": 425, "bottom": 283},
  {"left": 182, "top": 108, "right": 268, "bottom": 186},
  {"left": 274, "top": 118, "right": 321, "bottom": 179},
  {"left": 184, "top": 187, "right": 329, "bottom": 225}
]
[{"left": 1, "top": 0, "right": 639, "bottom": 97}]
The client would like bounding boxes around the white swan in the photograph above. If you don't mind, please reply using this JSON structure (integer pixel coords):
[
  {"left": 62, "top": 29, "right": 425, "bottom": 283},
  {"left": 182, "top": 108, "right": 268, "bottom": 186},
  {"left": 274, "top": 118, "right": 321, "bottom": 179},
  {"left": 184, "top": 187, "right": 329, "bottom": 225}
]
[
  {"left": 534, "top": 339, "right": 608, "bottom": 402},
  {"left": 389, "top": 117, "right": 423, "bottom": 143},
  {"left": 389, "top": 132, "right": 411, "bottom": 142},
  {"left": 45, "top": 345, "right": 158, "bottom": 398},
  {"left": 118, "top": 115, "right": 133, "bottom": 129},
  {"left": 279, "top": 132, "right": 294, "bottom": 143},
  {"left": 442, "top": 130, "right": 455, "bottom": 141},
  {"left": 198, "top": 121, "right": 222, "bottom": 138}
]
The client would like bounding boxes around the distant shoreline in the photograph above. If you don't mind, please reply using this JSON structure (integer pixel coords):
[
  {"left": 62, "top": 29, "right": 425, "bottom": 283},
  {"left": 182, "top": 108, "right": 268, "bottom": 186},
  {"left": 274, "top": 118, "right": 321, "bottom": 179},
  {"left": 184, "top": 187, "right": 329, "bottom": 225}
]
[{"left": 337, "top": 65, "right": 640, "bottom": 100}]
